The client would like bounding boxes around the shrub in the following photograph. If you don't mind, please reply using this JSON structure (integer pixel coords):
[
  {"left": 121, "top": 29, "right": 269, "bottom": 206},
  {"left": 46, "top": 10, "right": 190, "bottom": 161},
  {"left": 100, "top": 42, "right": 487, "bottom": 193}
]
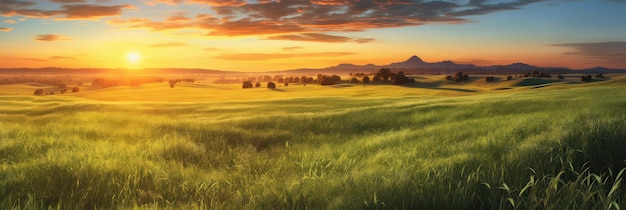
[
  {"left": 33, "top": 89, "right": 44, "bottom": 95},
  {"left": 445, "top": 75, "right": 453, "bottom": 81},
  {"left": 350, "top": 78, "right": 360, "bottom": 83},
  {"left": 255, "top": 82, "right": 261, "bottom": 88},
  {"left": 558, "top": 75, "right": 565, "bottom": 79},
  {"left": 284, "top": 82, "right": 288, "bottom": 87},
  {"left": 318, "top": 75, "right": 341, "bottom": 85},
  {"left": 595, "top": 73, "right": 605, "bottom": 78},
  {"left": 506, "top": 76, "right": 513, "bottom": 80},
  {"left": 453, "top": 72, "right": 469, "bottom": 82},
  {"left": 484, "top": 76, "right": 495, "bottom": 82},
  {"left": 267, "top": 82, "right": 276, "bottom": 89},
  {"left": 242, "top": 81, "right": 253, "bottom": 88},
  {"left": 72, "top": 87, "right": 79, "bottom": 92},
  {"left": 362, "top": 76, "right": 370, "bottom": 84},
  {"left": 581, "top": 75, "right": 593, "bottom": 82}
]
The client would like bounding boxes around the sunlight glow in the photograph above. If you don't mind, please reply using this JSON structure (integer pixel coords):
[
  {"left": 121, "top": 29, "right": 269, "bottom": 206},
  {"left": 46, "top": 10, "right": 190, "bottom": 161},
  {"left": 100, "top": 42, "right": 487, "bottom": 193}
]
[{"left": 126, "top": 52, "right": 142, "bottom": 64}]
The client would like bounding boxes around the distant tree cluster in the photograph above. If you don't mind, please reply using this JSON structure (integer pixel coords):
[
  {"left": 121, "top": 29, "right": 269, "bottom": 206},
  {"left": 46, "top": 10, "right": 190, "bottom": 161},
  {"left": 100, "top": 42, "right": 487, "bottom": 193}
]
[
  {"left": 373, "top": 68, "right": 392, "bottom": 81},
  {"left": 580, "top": 75, "right": 593, "bottom": 82},
  {"left": 446, "top": 72, "right": 469, "bottom": 82},
  {"left": 362, "top": 76, "right": 370, "bottom": 84},
  {"left": 33, "top": 85, "right": 80, "bottom": 96},
  {"left": 524, "top": 71, "right": 551, "bottom": 78},
  {"left": 0, "top": 76, "right": 78, "bottom": 86},
  {"left": 92, "top": 77, "right": 163, "bottom": 88},
  {"left": 485, "top": 76, "right": 496, "bottom": 82},
  {"left": 392, "top": 71, "right": 414, "bottom": 85},
  {"left": 242, "top": 80, "right": 254, "bottom": 88},
  {"left": 317, "top": 74, "right": 342, "bottom": 85},
  {"left": 558, "top": 75, "right": 565, "bottom": 79},
  {"left": 167, "top": 78, "right": 195, "bottom": 88},
  {"left": 506, "top": 76, "right": 513, "bottom": 80},
  {"left": 595, "top": 73, "right": 605, "bottom": 79},
  {"left": 350, "top": 72, "right": 368, "bottom": 77}
]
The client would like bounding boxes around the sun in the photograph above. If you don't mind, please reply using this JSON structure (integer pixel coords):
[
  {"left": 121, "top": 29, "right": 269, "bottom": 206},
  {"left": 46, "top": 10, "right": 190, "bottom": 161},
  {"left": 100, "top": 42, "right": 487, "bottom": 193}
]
[{"left": 126, "top": 52, "right": 142, "bottom": 64}]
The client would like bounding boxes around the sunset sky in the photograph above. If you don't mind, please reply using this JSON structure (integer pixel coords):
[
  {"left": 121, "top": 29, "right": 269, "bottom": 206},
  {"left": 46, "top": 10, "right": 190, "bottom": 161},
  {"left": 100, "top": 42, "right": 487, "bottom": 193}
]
[{"left": 1, "top": 0, "right": 625, "bottom": 71}]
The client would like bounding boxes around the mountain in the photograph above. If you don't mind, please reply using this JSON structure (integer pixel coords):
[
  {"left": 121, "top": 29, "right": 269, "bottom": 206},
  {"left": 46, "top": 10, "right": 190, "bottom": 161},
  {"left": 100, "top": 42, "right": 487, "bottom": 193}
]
[
  {"left": 276, "top": 55, "right": 626, "bottom": 75},
  {"left": 388, "top": 55, "right": 426, "bottom": 68}
]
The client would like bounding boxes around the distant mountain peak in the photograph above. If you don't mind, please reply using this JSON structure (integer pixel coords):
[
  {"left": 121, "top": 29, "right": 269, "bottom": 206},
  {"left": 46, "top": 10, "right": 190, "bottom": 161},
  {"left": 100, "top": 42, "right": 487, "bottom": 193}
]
[{"left": 406, "top": 55, "right": 425, "bottom": 63}]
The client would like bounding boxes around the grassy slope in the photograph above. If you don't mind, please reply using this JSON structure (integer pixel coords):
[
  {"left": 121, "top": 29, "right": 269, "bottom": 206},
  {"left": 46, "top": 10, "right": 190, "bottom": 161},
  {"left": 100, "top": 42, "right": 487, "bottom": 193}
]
[{"left": 0, "top": 76, "right": 625, "bottom": 209}]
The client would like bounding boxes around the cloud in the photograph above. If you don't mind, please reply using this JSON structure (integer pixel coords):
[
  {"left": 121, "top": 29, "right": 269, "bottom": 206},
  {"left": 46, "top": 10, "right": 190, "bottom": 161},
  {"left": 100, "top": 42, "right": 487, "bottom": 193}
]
[
  {"left": 4, "top": 20, "right": 17, "bottom": 24},
  {"left": 58, "top": 4, "right": 135, "bottom": 20},
  {"left": 34, "top": 34, "right": 69, "bottom": 41},
  {"left": 554, "top": 41, "right": 626, "bottom": 63},
  {"left": 266, "top": 33, "right": 374, "bottom": 43},
  {"left": 0, "top": 27, "right": 12, "bottom": 32},
  {"left": 5, "top": 0, "right": 549, "bottom": 41},
  {"left": 48, "top": 56, "right": 75, "bottom": 60},
  {"left": 214, "top": 52, "right": 355, "bottom": 60},
  {"left": 103, "top": 0, "right": 547, "bottom": 39},
  {"left": 49, "top": 0, "right": 87, "bottom": 3},
  {"left": 150, "top": 42, "right": 188, "bottom": 48},
  {"left": 188, "top": 0, "right": 247, "bottom": 6},
  {"left": 19, "top": 57, "right": 47, "bottom": 62},
  {"left": 1, "top": 2, "right": 134, "bottom": 20},
  {"left": 145, "top": 0, "right": 184, "bottom": 6},
  {"left": 204, "top": 47, "right": 225, "bottom": 51},
  {"left": 282, "top": 46, "right": 304, "bottom": 51}
]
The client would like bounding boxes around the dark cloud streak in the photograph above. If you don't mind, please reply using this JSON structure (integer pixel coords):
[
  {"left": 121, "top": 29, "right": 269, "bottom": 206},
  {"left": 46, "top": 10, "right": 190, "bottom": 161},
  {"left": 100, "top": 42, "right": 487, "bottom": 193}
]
[{"left": 554, "top": 41, "right": 626, "bottom": 64}]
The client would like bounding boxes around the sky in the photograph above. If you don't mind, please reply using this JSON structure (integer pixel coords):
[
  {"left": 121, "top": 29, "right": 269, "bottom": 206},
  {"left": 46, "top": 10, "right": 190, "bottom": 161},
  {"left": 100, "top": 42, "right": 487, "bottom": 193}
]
[{"left": 0, "top": 0, "right": 625, "bottom": 72}]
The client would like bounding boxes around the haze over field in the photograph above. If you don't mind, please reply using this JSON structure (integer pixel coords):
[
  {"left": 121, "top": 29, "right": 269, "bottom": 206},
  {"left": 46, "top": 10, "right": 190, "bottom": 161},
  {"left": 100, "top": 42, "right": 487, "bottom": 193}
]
[{"left": 1, "top": 0, "right": 626, "bottom": 71}]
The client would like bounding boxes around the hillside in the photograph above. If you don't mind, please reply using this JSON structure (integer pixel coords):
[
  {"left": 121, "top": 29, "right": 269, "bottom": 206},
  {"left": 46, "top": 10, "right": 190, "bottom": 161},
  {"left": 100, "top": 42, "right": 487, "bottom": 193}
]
[{"left": 0, "top": 77, "right": 625, "bottom": 209}]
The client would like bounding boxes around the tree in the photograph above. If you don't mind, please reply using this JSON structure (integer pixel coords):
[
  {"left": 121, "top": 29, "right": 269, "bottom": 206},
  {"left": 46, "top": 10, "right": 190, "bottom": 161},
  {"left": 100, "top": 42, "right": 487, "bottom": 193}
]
[
  {"left": 374, "top": 68, "right": 392, "bottom": 81},
  {"left": 393, "top": 71, "right": 409, "bottom": 85},
  {"left": 454, "top": 72, "right": 466, "bottom": 82},
  {"left": 267, "top": 82, "right": 276, "bottom": 89},
  {"left": 72, "top": 87, "right": 79, "bottom": 92},
  {"left": 242, "top": 81, "right": 253, "bottom": 88},
  {"left": 362, "top": 76, "right": 370, "bottom": 84},
  {"left": 319, "top": 75, "right": 341, "bottom": 85}
]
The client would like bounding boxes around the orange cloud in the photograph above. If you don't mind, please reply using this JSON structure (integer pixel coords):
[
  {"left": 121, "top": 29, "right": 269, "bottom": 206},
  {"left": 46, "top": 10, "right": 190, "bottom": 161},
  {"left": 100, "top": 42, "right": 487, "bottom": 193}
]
[
  {"left": 34, "top": 34, "right": 69, "bottom": 41},
  {"left": 1, "top": 2, "right": 134, "bottom": 20},
  {"left": 151, "top": 42, "right": 188, "bottom": 48},
  {"left": 214, "top": 52, "right": 355, "bottom": 60},
  {"left": 49, "top": 0, "right": 87, "bottom": 3},
  {"left": 59, "top": 4, "right": 135, "bottom": 20},
  {"left": 207, "top": 19, "right": 304, "bottom": 36},
  {"left": 48, "top": 56, "right": 75, "bottom": 60},
  {"left": 188, "top": 0, "right": 247, "bottom": 6},
  {"left": 266, "top": 33, "right": 374, "bottom": 43},
  {"left": 0, "top": 27, "right": 12, "bottom": 32},
  {"left": 281, "top": 46, "right": 304, "bottom": 51},
  {"left": 3, "top": 20, "right": 17, "bottom": 24},
  {"left": 146, "top": 0, "right": 184, "bottom": 6},
  {"left": 96, "top": 0, "right": 546, "bottom": 41}
]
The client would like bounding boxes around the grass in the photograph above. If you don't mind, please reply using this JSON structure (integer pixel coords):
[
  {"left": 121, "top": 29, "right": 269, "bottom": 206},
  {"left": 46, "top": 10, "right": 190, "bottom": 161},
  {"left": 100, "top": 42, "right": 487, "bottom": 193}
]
[{"left": 0, "top": 76, "right": 625, "bottom": 209}]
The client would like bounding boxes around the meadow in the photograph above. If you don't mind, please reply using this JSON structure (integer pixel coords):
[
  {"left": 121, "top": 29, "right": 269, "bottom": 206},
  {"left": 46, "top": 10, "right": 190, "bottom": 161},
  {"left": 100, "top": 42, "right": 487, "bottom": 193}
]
[{"left": 0, "top": 74, "right": 625, "bottom": 209}]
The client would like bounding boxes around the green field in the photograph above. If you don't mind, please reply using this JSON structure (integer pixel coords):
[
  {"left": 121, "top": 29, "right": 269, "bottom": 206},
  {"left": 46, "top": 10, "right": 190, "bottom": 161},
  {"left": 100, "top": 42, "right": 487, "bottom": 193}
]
[{"left": 1, "top": 75, "right": 626, "bottom": 209}]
